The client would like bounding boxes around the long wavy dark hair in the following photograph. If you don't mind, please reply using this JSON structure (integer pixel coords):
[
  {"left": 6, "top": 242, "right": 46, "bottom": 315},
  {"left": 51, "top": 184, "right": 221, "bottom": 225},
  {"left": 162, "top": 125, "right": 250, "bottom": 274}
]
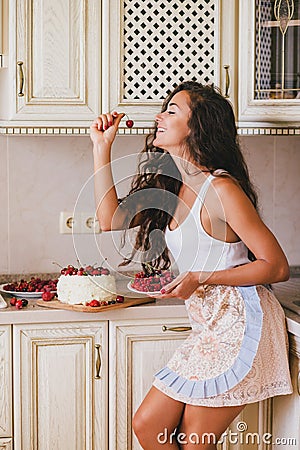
[{"left": 119, "top": 81, "right": 258, "bottom": 270}]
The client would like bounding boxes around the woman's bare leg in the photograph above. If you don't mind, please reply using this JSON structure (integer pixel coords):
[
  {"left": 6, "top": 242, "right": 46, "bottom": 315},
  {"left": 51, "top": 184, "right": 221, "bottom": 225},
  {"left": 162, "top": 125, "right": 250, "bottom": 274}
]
[
  {"left": 178, "top": 404, "right": 245, "bottom": 449},
  {"left": 132, "top": 386, "right": 185, "bottom": 449}
]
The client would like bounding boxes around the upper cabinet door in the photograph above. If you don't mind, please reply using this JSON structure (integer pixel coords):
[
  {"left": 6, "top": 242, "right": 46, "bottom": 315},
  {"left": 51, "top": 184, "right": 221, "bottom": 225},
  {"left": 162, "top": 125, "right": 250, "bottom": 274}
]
[
  {"left": 9, "top": 0, "right": 101, "bottom": 123},
  {"left": 102, "top": 0, "right": 223, "bottom": 128},
  {"left": 238, "top": 0, "right": 300, "bottom": 125}
]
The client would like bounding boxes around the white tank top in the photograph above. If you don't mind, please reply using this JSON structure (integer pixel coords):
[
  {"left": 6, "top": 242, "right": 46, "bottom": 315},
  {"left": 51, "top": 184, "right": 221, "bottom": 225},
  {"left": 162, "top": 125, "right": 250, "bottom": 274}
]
[{"left": 165, "top": 174, "right": 250, "bottom": 273}]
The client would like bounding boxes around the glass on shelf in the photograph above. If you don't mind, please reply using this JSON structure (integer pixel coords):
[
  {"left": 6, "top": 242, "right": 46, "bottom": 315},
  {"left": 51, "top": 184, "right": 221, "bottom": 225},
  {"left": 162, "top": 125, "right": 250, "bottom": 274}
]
[{"left": 254, "top": 0, "right": 300, "bottom": 100}]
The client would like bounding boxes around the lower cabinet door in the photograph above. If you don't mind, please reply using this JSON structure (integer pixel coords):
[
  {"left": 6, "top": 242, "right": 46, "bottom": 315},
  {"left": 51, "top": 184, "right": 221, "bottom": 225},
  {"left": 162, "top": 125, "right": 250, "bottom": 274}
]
[
  {"left": 0, "top": 325, "right": 12, "bottom": 438},
  {"left": 271, "top": 334, "right": 300, "bottom": 449},
  {"left": 109, "top": 318, "right": 192, "bottom": 450},
  {"left": 0, "top": 438, "right": 13, "bottom": 450},
  {"left": 110, "top": 318, "right": 272, "bottom": 450},
  {"left": 13, "top": 322, "right": 108, "bottom": 450}
]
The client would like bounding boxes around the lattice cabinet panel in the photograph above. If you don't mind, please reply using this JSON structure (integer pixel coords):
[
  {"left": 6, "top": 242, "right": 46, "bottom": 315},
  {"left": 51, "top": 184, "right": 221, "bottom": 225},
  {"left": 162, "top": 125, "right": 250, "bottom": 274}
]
[{"left": 102, "top": 0, "right": 221, "bottom": 126}]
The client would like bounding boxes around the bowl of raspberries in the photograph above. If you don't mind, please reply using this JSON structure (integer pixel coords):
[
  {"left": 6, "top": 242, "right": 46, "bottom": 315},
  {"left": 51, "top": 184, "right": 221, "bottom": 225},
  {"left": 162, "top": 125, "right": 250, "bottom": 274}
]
[{"left": 128, "top": 264, "right": 176, "bottom": 294}]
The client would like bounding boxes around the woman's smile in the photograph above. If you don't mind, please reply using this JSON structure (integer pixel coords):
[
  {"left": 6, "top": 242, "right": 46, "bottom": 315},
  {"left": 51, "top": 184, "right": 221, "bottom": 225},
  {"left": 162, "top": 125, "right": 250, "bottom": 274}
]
[{"left": 153, "top": 90, "right": 191, "bottom": 153}]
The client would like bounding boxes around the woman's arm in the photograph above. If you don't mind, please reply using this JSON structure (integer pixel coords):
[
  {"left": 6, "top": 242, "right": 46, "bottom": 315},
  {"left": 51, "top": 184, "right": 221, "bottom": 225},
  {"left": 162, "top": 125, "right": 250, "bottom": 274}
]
[
  {"left": 205, "top": 177, "right": 290, "bottom": 285},
  {"left": 157, "top": 177, "right": 289, "bottom": 299},
  {"left": 91, "top": 112, "right": 129, "bottom": 231}
]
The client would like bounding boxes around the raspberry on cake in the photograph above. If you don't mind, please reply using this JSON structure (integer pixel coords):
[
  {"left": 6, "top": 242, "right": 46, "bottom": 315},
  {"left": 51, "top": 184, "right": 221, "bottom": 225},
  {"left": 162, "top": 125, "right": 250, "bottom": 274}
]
[{"left": 57, "top": 264, "right": 116, "bottom": 305}]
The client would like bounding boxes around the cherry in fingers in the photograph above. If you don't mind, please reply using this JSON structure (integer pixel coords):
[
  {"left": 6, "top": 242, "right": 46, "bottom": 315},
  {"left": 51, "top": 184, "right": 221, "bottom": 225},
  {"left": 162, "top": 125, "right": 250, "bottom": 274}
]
[{"left": 124, "top": 114, "right": 134, "bottom": 128}]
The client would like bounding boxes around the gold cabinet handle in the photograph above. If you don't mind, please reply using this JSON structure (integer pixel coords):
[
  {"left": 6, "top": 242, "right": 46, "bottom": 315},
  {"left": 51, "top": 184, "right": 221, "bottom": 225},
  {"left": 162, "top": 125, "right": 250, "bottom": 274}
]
[
  {"left": 162, "top": 325, "right": 192, "bottom": 333},
  {"left": 17, "top": 61, "right": 24, "bottom": 97},
  {"left": 297, "top": 370, "right": 300, "bottom": 396},
  {"left": 95, "top": 344, "right": 102, "bottom": 379},
  {"left": 224, "top": 64, "right": 230, "bottom": 98}
]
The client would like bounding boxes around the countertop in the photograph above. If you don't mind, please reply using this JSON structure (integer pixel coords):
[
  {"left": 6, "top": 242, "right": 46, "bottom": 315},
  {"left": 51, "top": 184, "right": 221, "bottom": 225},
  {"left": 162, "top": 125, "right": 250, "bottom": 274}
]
[
  {"left": 1, "top": 276, "right": 300, "bottom": 336},
  {"left": 271, "top": 277, "right": 300, "bottom": 336}
]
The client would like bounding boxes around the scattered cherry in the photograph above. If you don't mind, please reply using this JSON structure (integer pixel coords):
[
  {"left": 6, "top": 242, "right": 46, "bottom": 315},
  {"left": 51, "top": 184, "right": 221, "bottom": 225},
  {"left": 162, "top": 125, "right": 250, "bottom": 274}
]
[
  {"left": 86, "top": 296, "right": 123, "bottom": 307},
  {"left": 10, "top": 297, "right": 17, "bottom": 306},
  {"left": 15, "top": 300, "right": 24, "bottom": 310},
  {"left": 100, "top": 300, "right": 108, "bottom": 306},
  {"left": 89, "top": 299, "right": 101, "bottom": 307},
  {"left": 42, "top": 291, "right": 54, "bottom": 301},
  {"left": 10, "top": 297, "right": 28, "bottom": 309}
]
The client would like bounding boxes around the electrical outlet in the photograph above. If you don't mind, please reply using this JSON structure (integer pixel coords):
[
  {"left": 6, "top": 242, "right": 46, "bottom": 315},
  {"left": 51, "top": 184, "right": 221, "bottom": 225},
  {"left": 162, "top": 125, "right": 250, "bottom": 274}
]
[
  {"left": 59, "top": 212, "right": 81, "bottom": 234},
  {"left": 59, "top": 212, "right": 73, "bottom": 234},
  {"left": 59, "top": 212, "right": 101, "bottom": 234},
  {"left": 81, "top": 213, "right": 101, "bottom": 234}
]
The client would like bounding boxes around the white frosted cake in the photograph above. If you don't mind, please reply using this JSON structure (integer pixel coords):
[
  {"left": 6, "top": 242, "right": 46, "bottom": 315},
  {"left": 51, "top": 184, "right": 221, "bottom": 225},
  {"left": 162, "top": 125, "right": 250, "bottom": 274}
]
[{"left": 57, "top": 266, "right": 116, "bottom": 305}]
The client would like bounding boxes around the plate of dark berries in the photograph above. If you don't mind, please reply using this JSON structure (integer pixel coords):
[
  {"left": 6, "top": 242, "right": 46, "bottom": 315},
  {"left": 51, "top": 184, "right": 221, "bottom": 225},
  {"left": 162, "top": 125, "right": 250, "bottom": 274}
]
[
  {"left": 0, "top": 277, "right": 58, "bottom": 298},
  {"left": 128, "top": 264, "right": 176, "bottom": 295}
]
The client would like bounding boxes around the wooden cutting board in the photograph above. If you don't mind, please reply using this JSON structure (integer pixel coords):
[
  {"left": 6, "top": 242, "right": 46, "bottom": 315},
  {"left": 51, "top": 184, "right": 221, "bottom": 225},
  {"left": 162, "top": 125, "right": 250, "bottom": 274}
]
[{"left": 36, "top": 296, "right": 155, "bottom": 312}]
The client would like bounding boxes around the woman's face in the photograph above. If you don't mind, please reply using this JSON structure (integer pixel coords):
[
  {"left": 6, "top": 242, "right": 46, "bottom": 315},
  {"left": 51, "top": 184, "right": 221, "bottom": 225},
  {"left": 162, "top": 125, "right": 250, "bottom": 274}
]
[{"left": 153, "top": 90, "right": 191, "bottom": 156}]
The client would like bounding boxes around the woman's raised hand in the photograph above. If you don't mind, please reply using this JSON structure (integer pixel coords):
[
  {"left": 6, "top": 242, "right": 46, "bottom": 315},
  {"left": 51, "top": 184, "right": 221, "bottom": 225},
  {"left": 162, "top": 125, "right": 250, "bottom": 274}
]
[{"left": 90, "top": 111, "right": 125, "bottom": 146}]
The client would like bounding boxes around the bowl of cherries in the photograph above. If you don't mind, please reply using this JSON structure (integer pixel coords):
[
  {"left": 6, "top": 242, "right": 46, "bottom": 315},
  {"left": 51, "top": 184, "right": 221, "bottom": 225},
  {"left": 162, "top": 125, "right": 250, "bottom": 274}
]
[
  {"left": 1, "top": 277, "right": 57, "bottom": 299},
  {"left": 0, "top": 276, "right": 58, "bottom": 310}
]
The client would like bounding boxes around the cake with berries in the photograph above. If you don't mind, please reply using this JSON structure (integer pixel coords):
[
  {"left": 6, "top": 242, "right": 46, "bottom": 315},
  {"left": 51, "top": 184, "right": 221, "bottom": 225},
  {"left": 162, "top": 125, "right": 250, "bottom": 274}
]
[{"left": 57, "top": 265, "right": 116, "bottom": 305}]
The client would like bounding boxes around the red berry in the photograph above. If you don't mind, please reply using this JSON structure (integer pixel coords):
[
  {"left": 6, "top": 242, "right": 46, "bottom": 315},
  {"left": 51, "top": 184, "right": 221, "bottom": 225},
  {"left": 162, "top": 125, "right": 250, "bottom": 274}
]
[
  {"left": 116, "top": 295, "right": 124, "bottom": 303},
  {"left": 100, "top": 300, "right": 108, "bottom": 306},
  {"left": 42, "top": 291, "right": 54, "bottom": 301},
  {"left": 126, "top": 119, "right": 134, "bottom": 128},
  {"left": 15, "top": 300, "right": 23, "bottom": 309},
  {"left": 21, "top": 299, "right": 28, "bottom": 307},
  {"left": 152, "top": 284, "right": 161, "bottom": 291},
  {"left": 10, "top": 297, "right": 17, "bottom": 306},
  {"left": 100, "top": 268, "right": 110, "bottom": 275},
  {"left": 89, "top": 300, "right": 100, "bottom": 307}
]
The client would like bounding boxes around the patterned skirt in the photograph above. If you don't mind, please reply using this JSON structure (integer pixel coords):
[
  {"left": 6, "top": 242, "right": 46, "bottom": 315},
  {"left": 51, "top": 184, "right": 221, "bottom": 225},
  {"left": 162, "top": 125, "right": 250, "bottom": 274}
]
[{"left": 153, "top": 285, "right": 293, "bottom": 406}]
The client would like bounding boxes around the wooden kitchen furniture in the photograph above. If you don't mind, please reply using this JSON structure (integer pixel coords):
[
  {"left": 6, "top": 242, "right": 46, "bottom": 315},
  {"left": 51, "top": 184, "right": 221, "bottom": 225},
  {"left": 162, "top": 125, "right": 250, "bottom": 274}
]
[{"left": 1, "top": 295, "right": 299, "bottom": 450}]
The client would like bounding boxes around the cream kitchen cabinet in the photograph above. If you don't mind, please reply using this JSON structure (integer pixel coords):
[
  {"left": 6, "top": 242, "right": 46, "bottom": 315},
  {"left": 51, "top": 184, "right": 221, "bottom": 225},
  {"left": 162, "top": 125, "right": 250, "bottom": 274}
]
[
  {"left": 1, "top": 0, "right": 101, "bottom": 126},
  {"left": 0, "top": 439, "right": 13, "bottom": 450},
  {"left": 238, "top": 0, "right": 300, "bottom": 125},
  {"left": 102, "top": 0, "right": 300, "bottom": 128},
  {"left": 2, "top": 303, "right": 297, "bottom": 450},
  {"left": 109, "top": 318, "right": 272, "bottom": 450},
  {"left": 109, "top": 318, "right": 192, "bottom": 450},
  {"left": 271, "top": 332, "right": 300, "bottom": 448},
  {"left": 0, "top": 325, "right": 12, "bottom": 440},
  {"left": 13, "top": 321, "right": 108, "bottom": 450},
  {"left": 102, "top": 0, "right": 237, "bottom": 128}
]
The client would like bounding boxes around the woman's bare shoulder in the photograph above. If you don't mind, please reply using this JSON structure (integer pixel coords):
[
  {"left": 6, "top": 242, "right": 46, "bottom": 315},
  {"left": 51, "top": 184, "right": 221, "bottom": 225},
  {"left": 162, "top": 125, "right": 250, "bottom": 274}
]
[
  {"left": 210, "top": 172, "right": 242, "bottom": 193},
  {"left": 209, "top": 173, "right": 255, "bottom": 214}
]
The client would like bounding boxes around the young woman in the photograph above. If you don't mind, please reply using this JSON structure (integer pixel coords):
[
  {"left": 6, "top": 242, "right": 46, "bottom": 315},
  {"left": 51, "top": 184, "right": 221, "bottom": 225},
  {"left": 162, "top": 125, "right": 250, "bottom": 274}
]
[{"left": 90, "top": 82, "right": 292, "bottom": 449}]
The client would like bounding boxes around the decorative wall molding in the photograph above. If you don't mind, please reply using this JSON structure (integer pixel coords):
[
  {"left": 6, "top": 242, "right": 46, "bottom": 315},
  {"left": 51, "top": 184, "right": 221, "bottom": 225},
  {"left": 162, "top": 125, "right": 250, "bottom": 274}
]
[
  {"left": 237, "top": 128, "right": 300, "bottom": 136},
  {"left": 0, "top": 126, "right": 299, "bottom": 136},
  {"left": 0, "top": 126, "right": 153, "bottom": 136}
]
